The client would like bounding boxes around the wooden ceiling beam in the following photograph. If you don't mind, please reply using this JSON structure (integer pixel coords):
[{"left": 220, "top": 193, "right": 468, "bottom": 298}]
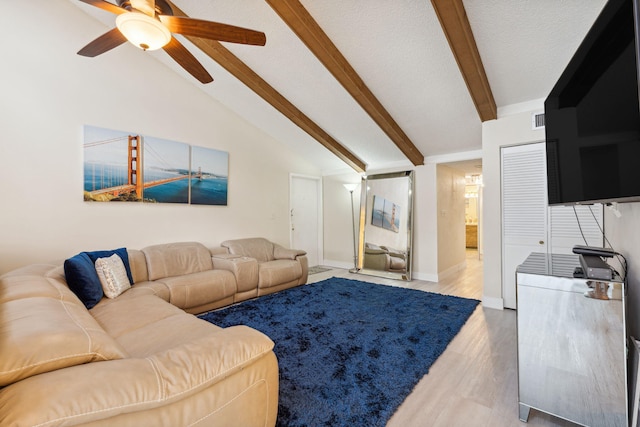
[
  {"left": 166, "top": 1, "right": 367, "bottom": 173},
  {"left": 431, "top": 0, "right": 497, "bottom": 122},
  {"left": 266, "top": 0, "right": 425, "bottom": 166}
]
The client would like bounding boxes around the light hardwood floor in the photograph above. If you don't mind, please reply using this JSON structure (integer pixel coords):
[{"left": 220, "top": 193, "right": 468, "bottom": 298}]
[{"left": 307, "top": 251, "right": 578, "bottom": 427}]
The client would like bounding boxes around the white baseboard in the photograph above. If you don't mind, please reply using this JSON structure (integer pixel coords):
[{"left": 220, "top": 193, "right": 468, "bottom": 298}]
[
  {"left": 411, "top": 271, "right": 439, "bottom": 282},
  {"left": 482, "top": 295, "right": 504, "bottom": 310},
  {"left": 323, "top": 260, "right": 440, "bottom": 282},
  {"left": 322, "top": 259, "right": 354, "bottom": 270}
]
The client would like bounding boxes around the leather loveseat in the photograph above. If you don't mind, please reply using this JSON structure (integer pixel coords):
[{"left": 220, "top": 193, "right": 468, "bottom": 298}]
[
  {"left": 218, "top": 237, "right": 309, "bottom": 297},
  {"left": 0, "top": 240, "right": 307, "bottom": 426}
]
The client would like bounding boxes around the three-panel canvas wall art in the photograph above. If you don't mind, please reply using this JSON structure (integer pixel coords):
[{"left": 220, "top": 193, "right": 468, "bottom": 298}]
[{"left": 83, "top": 125, "right": 228, "bottom": 206}]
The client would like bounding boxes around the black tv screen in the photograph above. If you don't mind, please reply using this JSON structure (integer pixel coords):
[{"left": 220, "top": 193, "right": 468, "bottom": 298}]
[{"left": 545, "top": 0, "right": 640, "bottom": 205}]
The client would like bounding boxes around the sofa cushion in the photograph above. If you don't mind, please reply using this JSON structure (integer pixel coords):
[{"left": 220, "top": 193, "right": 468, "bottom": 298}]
[
  {"left": 0, "top": 268, "right": 63, "bottom": 303},
  {"left": 102, "top": 280, "right": 172, "bottom": 305},
  {"left": 156, "top": 270, "right": 237, "bottom": 310},
  {"left": 90, "top": 294, "right": 224, "bottom": 357},
  {"left": 0, "top": 295, "right": 127, "bottom": 386},
  {"left": 0, "top": 263, "right": 59, "bottom": 279},
  {"left": 85, "top": 247, "right": 134, "bottom": 284},
  {"left": 258, "top": 260, "right": 302, "bottom": 289},
  {"left": 221, "top": 238, "right": 275, "bottom": 263},
  {"left": 91, "top": 294, "right": 186, "bottom": 339},
  {"left": 95, "top": 254, "right": 131, "bottom": 299},
  {"left": 142, "top": 242, "right": 214, "bottom": 281},
  {"left": 64, "top": 252, "right": 103, "bottom": 309}
]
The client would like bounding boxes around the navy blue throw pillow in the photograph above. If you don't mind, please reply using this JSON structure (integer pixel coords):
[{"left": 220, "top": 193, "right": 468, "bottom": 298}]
[
  {"left": 63, "top": 252, "right": 103, "bottom": 309},
  {"left": 84, "top": 248, "right": 134, "bottom": 284}
]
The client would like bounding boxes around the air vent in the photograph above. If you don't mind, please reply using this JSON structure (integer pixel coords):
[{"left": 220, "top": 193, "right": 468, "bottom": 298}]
[{"left": 532, "top": 112, "right": 545, "bottom": 130}]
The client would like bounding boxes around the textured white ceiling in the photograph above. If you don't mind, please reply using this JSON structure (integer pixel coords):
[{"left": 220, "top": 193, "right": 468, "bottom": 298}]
[
  {"left": 464, "top": 0, "right": 608, "bottom": 107},
  {"left": 71, "top": 0, "right": 608, "bottom": 174}
]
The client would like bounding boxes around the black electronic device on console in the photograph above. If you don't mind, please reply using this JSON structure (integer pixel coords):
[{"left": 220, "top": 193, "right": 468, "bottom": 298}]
[
  {"left": 572, "top": 245, "right": 616, "bottom": 280},
  {"left": 579, "top": 254, "right": 613, "bottom": 280},
  {"left": 572, "top": 245, "right": 617, "bottom": 258}
]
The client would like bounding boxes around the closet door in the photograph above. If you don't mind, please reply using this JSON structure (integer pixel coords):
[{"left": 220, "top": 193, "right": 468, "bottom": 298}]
[
  {"left": 501, "top": 143, "right": 548, "bottom": 309},
  {"left": 501, "top": 143, "right": 604, "bottom": 309},
  {"left": 549, "top": 204, "right": 604, "bottom": 253}
]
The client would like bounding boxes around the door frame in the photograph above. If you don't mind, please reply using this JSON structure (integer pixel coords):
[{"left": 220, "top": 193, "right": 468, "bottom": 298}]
[{"left": 289, "top": 173, "right": 324, "bottom": 266}]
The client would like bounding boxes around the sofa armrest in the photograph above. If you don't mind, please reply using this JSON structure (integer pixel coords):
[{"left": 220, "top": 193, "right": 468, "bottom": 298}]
[
  {"left": 208, "top": 246, "right": 229, "bottom": 257},
  {"left": 273, "top": 245, "right": 307, "bottom": 260},
  {"left": 212, "top": 255, "right": 259, "bottom": 292},
  {"left": 0, "top": 326, "right": 275, "bottom": 427},
  {"left": 148, "top": 325, "right": 274, "bottom": 395}
]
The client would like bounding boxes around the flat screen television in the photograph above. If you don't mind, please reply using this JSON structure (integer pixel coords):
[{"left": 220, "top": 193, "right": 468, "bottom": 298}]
[{"left": 545, "top": 0, "right": 640, "bottom": 205}]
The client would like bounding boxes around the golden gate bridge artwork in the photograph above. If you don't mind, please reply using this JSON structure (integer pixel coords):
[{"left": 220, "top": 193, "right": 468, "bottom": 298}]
[{"left": 83, "top": 126, "right": 228, "bottom": 205}]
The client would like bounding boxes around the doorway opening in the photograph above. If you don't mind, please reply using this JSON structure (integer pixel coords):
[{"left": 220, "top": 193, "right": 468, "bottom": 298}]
[
  {"left": 442, "top": 159, "right": 483, "bottom": 272},
  {"left": 464, "top": 173, "right": 482, "bottom": 257}
]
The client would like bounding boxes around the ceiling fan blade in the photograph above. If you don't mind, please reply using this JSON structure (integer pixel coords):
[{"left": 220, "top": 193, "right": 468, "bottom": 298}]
[
  {"left": 77, "top": 28, "right": 127, "bottom": 57},
  {"left": 159, "top": 15, "right": 266, "bottom": 46},
  {"left": 77, "top": 0, "right": 126, "bottom": 15},
  {"left": 163, "top": 37, "right": 213, "bottom": 83}
]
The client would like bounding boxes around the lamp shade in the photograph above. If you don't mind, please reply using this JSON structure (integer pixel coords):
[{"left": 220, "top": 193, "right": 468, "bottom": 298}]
[
  {"left": 343, "top": 183, "right": 358, "bottom": 192},
  {"left": 116, "top": 12, "right": 171, "bottom": 51}
]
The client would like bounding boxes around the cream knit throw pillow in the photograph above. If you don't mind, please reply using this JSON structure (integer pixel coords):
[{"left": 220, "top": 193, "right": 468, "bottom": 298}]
[{"left": 95, "top": 254, "right": 131, "bottom": 299}]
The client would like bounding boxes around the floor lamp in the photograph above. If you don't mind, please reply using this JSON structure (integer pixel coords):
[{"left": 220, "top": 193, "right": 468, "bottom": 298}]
[{"left": 343, "top": 183, "right": 359, "bottom": 273}]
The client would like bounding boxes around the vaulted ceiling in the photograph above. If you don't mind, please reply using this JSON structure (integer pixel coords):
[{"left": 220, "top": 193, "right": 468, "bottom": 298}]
[{"left": 72, "top": 0, "right": 608, "bottom": 174}]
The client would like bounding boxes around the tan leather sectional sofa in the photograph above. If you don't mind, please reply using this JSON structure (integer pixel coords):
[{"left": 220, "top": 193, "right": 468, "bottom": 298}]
[{"left": 0, "top": 238, "right": 308, "bottom": 427}]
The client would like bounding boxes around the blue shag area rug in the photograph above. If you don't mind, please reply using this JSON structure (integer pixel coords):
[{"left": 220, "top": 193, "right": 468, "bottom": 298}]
[{"left": 198, "top": 277, "right": 479, "bottom": 427}]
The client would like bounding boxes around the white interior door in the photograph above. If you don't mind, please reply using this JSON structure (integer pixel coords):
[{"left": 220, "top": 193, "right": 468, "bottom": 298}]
[
  {"left": 501, "top": 143, "right": 604, "bottom": 309},
  {"left": 502, "top": 143, "right": 548, "bottom": 309},
  {"left": 549, "top": 204, "right": 604, "bottom": 253},
  {"left": 290, "top": 174, "right": 322, "bottom": 267}
]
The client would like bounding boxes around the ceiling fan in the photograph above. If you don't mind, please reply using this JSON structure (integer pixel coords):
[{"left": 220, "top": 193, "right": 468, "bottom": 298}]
[{"left": 76, "top": 0, "right": 266, "bottom": 83}]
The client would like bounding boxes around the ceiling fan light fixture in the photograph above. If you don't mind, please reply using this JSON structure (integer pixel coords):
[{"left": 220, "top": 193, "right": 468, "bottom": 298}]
[{"left": 116, "top": 12, "right": 171, "bottom": 51}]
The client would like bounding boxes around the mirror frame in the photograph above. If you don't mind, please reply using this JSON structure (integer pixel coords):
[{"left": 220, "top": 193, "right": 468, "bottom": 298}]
[{"left": 357, "top": 170, "right": 414, "bottom": 281}]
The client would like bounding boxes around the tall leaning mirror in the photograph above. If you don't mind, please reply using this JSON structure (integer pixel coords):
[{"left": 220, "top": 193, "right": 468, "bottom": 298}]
[{"left": 357, "top": 171, "right": 414, "bottom": 281}]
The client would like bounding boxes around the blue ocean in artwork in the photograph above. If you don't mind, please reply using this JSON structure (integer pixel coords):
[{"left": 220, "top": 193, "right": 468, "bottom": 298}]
[
  {"left": 83, "top": 163, "right": 227, "bottom": 205},
  {"left": 191, "top": 177, "right": 228, "bottom": 205}
]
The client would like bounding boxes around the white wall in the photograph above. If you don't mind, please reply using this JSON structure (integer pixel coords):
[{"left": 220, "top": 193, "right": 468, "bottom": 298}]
[
  {"left": 481, "top": 102, "right": 546, "bottom": 308},
  {"left": 412, "top": 165, "right": 439, "bottom": 280},
  {"left": 0, "top": 0, "right": 320, "bottom": 274}
]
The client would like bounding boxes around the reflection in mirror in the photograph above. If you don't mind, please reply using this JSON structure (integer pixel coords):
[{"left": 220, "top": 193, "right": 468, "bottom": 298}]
[{"left": 357, "top": 171, "right": 414, "bottom": 281}]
